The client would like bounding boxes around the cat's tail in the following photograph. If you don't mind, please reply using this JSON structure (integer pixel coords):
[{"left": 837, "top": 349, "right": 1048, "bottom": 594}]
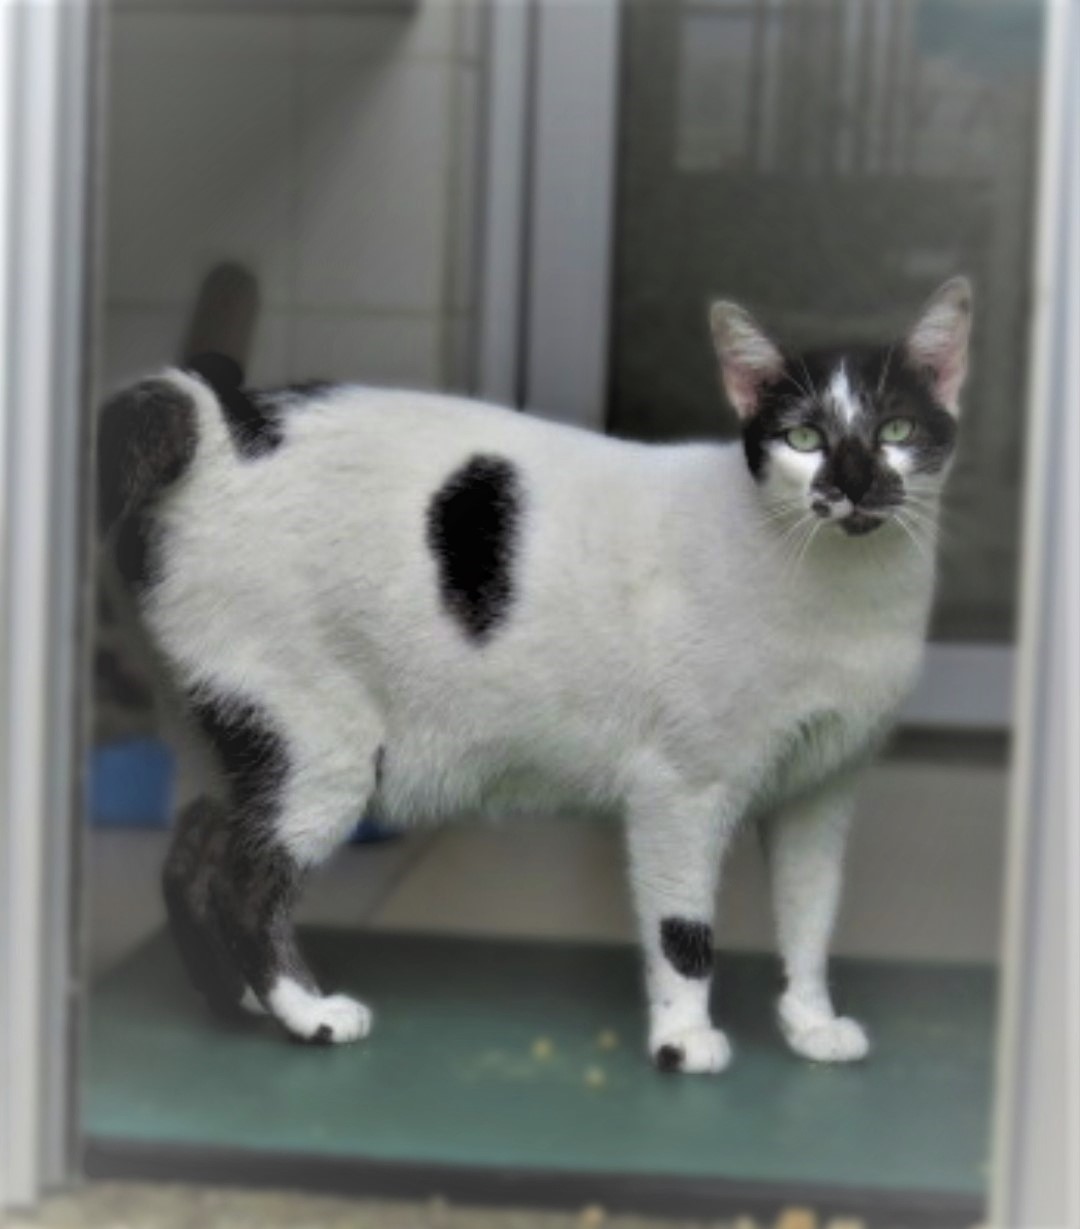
[{"left": 96, "top": 354, "right": 243, "bottom": 537}]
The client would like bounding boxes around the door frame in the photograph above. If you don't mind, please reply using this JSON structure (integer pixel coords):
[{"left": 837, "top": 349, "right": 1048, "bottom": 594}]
[{"left": 0, "top": 0, "right": 96, "bottom": 1209}]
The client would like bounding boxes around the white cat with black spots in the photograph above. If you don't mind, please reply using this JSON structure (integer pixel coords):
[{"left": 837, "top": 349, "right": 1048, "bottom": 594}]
[{"left": 98, "top": 278, "right": 972, "bottom": 1072}]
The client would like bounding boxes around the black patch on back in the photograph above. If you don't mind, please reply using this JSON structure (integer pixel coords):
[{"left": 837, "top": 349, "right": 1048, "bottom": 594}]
[
  {"left": 186, "top": 351, "right": 284, "bottom": 460},
  {"left": 660, "top": 917, "right": 714, "bottom": 980},
  {"left": 98, "top": 376, "right": 197, "bottom": 532},
  {"left": 189, "top": 689, "right": 289, "bottom": 817},
  {"left": 427, "top": 454, "right": 522, "bottom": 643}
]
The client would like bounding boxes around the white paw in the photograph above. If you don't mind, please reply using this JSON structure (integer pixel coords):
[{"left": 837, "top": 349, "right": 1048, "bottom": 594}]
[
  {"left": 783, "top": 1014, "right": 870, "bottom": 1063},
  {"left": 650, "top": 1026, "right": 732, "bottom": 1075},
  {"left": 268, "top": 977, "right": 373, "bottom": 1044}
]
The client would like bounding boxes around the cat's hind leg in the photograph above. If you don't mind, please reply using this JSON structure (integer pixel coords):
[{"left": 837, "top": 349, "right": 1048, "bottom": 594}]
[
  {"left": 764, "top": 775, "right": 870, "bottom": 1063},
  {"left": 162, "top": 795, "right": 249, "bottom": 1017},
  {"left": 192, "top": 684, "right": 382, "bottom": 1044}
]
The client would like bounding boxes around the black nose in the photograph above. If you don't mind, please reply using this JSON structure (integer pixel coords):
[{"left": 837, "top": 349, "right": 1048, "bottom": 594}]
[{"left": 832, "top": 442, "right": 874, "bottom": 505}]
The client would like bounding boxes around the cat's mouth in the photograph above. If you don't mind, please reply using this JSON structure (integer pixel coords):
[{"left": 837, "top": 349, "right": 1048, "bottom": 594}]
[{"left": 839, "top": 511, "right": 885, "bottom": 537}]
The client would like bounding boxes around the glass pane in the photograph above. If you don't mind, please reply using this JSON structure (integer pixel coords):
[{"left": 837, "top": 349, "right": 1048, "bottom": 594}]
[{"left": 610, "top": 0, "right": 1044, "bottom": 641}]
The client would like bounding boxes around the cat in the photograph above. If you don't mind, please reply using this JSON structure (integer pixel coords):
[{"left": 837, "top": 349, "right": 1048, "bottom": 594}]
[{"left": 97, "top": 277, "right": 971, "bottom": 1074}]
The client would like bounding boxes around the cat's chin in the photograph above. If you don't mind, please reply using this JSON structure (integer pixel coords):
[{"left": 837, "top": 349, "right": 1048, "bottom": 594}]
[{"left": 839, "top": 512, "right": 885, "bottom": 537}]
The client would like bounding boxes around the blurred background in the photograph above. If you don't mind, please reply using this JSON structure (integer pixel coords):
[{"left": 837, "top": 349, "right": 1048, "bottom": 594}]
[{"left": 1, "top": 1, "right": 1077, "bottom": 1227}]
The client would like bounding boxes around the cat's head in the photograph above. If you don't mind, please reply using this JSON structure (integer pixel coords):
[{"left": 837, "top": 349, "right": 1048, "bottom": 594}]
[{"left": 709, "top": 278, "right": 972, "bottom": 536}]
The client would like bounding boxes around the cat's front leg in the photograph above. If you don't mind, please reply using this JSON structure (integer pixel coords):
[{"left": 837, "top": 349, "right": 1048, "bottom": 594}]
[
  {"left": 625, "top": 781, "right": 738, "bottom": 1075},
  {"left": 764, "top": 774, "right": 870, "bottom": 1063}
]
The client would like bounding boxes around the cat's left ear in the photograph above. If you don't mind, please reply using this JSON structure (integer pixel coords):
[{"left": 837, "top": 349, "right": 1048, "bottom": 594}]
[
  {"left": 903, "top": 276, "right": 973, "bottom": 414},
  {"left": 709, "top": 301, "right": 785, "bottom": 420}
]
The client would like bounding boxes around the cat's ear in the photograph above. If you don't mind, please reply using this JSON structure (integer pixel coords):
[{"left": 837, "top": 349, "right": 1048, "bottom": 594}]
[
  {"left": 709, "top": 301, "right": 785, "bottom": 420},
  {"left": 903, "top": 276, "right": 973, "bottom": 413}
]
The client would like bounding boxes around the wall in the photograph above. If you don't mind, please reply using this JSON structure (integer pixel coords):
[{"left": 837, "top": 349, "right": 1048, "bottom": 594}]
[{"left": 100, "top": 0, "right": 483, "bottom": 395}]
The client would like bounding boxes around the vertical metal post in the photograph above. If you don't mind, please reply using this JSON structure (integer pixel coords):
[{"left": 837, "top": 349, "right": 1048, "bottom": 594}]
[
  {"left": 0, "top": 0, "right": 94, "bottom": 1209},
  {"left": 991, "top": 2, "right": 1080, "bottom": 1225}
]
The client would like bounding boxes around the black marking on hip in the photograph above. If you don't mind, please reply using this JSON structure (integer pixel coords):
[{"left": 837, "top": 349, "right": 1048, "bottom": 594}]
[
  {"left": 373, "top": 745, "right": 386, "bottom": 789},
  {"left": 186, "top": 352, "right": 283, "bottom": 460},
  {"left": 660, "top": 917, "right": 714, "bottom": 980},
  {"left": 98, "top": 376, "right": 197, "bottom": 532},
  {"left": 655, "top": 1044, "right": 684, "bottom": 1073},
  {"left": 114, "top": 508, "right": 157, "bottom": 596},
  {"left": 189, "top": 689, "right": 289, "bottom": 817},
  {"left": 426, "top": 453, "right": 522, "bottom": 643}
]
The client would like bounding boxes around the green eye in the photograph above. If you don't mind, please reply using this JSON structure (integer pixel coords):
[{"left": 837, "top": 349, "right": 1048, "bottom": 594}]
[
  {"left": 785, "top": 425, "right": 824, "bottom": 453},
  {"left": 879, "top": 417, "right": 915, "bottom": 444}
]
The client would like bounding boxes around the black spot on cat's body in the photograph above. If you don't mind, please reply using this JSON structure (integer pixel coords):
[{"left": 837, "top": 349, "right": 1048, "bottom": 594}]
[
  {"left": 98, "top": 376, "right": 197, "bottom": 532},
  {"left": 186, "top": 352, "right": 284, "bottom": 460},
  {"left": 427, "top": 453, "right": 522, "bottom": 643},
  {"left": 373, "top": 745, "right": 386, "bottom": 788},
  {"left": 660, "top": 917, "right": 714, "bottom": 979}
]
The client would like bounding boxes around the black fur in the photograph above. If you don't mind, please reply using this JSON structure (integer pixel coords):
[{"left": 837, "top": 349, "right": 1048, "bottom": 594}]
[
  {"left": 660, "top": 917, "right": 714, "bottom": 980},
  {"left": 655, "top": 1044, "right": 684, "bottom": 1073},
  {"left": 741, "top": 345, "right": 957, "bottom": 506},
  {"left": 189, "top": 691, "right": 289, "bottom": 816},
  {"left": 162, "top": 797, "right": 247, "bottom": 1016},
  {"left": 186, "top": 352, "right": 284, "bottom": 460},
  {"left": 427, "top": 453, "right": 522, "bottom": 643},
  {"left": 185, "top": 689, "right": 309, "bottom": 999},
  {"left": 97, "top": 376, "right": 197, "bottom": 533},
  {"left": 114, "top": 509, "right": 156, "bottom": 594}
]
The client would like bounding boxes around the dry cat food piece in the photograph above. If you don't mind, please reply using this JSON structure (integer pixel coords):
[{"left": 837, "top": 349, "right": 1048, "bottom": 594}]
[
  {"left": 578, "top": 1204, "right": 606, "bottom": 1227},
  {"left": 531, "top": 1037, "right": 554, "bottom": 1061},
  {"left": 775, "top": 1210, "right": 818, "bottom": 1229},
  {"left": 583, "top": 1065, "right": 607, "bottom": 1089},
  {"left": 595, "top": 1029, "right": 619, "bottom": 1050}
]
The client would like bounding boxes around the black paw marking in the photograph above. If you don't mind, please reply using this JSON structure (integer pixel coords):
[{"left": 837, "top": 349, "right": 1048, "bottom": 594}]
[
  {"left": 311, "top": 1024, "right": 333, "bottom": 1045},
  {"left": 655, "top": 1045, "right": 684, "bottom": 1073},
  {"left": 427, "top": 453, "right": 522, "bottom": 643},
  {"left": 660, "top": 917, "right": 714, "bottom": 980}
]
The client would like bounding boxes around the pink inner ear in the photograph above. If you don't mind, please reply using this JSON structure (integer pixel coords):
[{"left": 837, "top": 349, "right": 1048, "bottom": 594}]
[
  {"left": 910, "top": 327, "right": 968, "bottom": 409},
  {"left": 722, "top": 360, "right": 764, "bottom": 419}
]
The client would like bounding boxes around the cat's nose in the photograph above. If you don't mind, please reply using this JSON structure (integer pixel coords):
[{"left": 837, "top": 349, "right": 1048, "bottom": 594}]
[{"left": 832, "top": 444, "right": 874, "bottom": 505}]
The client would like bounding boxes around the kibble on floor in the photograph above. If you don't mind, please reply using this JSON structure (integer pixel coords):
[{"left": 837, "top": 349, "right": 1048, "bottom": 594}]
[{"left": 0, "top": 1185, "right": 886, "bottom": 1229}]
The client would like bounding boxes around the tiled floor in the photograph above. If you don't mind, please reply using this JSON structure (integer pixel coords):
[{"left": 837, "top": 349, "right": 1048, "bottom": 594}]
[{"left": 87, "top": 756, "right": 1007, "bottom": 976}]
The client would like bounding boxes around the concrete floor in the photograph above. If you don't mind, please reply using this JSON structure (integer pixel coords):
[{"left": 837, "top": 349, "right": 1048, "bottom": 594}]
[{"left": 1, "top": 1184, "right": 880, "bottom": 1229}]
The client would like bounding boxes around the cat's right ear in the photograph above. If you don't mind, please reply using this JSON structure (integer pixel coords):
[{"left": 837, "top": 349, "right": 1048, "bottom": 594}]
[{"left": 708, "top": 302, "right": 785, "bottom": 420}]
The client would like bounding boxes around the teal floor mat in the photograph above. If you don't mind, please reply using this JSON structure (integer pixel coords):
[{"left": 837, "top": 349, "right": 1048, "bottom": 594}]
[{"left": 84, "top": 930, "right": 994, "bottom": 1220}]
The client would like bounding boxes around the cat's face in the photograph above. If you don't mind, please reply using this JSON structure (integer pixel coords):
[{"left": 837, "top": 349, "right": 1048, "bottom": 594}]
[{"left": 709, "top": 278, "right": 972, "bottom": 536}]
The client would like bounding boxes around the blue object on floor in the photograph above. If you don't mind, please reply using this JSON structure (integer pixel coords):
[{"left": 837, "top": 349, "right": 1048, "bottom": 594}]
[{"left": 89, "top": 737, "right": 175, "bottom": 828}]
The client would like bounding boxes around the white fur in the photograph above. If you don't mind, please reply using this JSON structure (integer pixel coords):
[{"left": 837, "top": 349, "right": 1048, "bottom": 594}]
[
  {"left": 267, "top": 977, "right": 372, "bottom": 1043},
  {"left": 143, "top": 371, "right": 942, "bottom": 1069},
  {"left": 827, "top": 361, "right": 859, "bottom": 426}
]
